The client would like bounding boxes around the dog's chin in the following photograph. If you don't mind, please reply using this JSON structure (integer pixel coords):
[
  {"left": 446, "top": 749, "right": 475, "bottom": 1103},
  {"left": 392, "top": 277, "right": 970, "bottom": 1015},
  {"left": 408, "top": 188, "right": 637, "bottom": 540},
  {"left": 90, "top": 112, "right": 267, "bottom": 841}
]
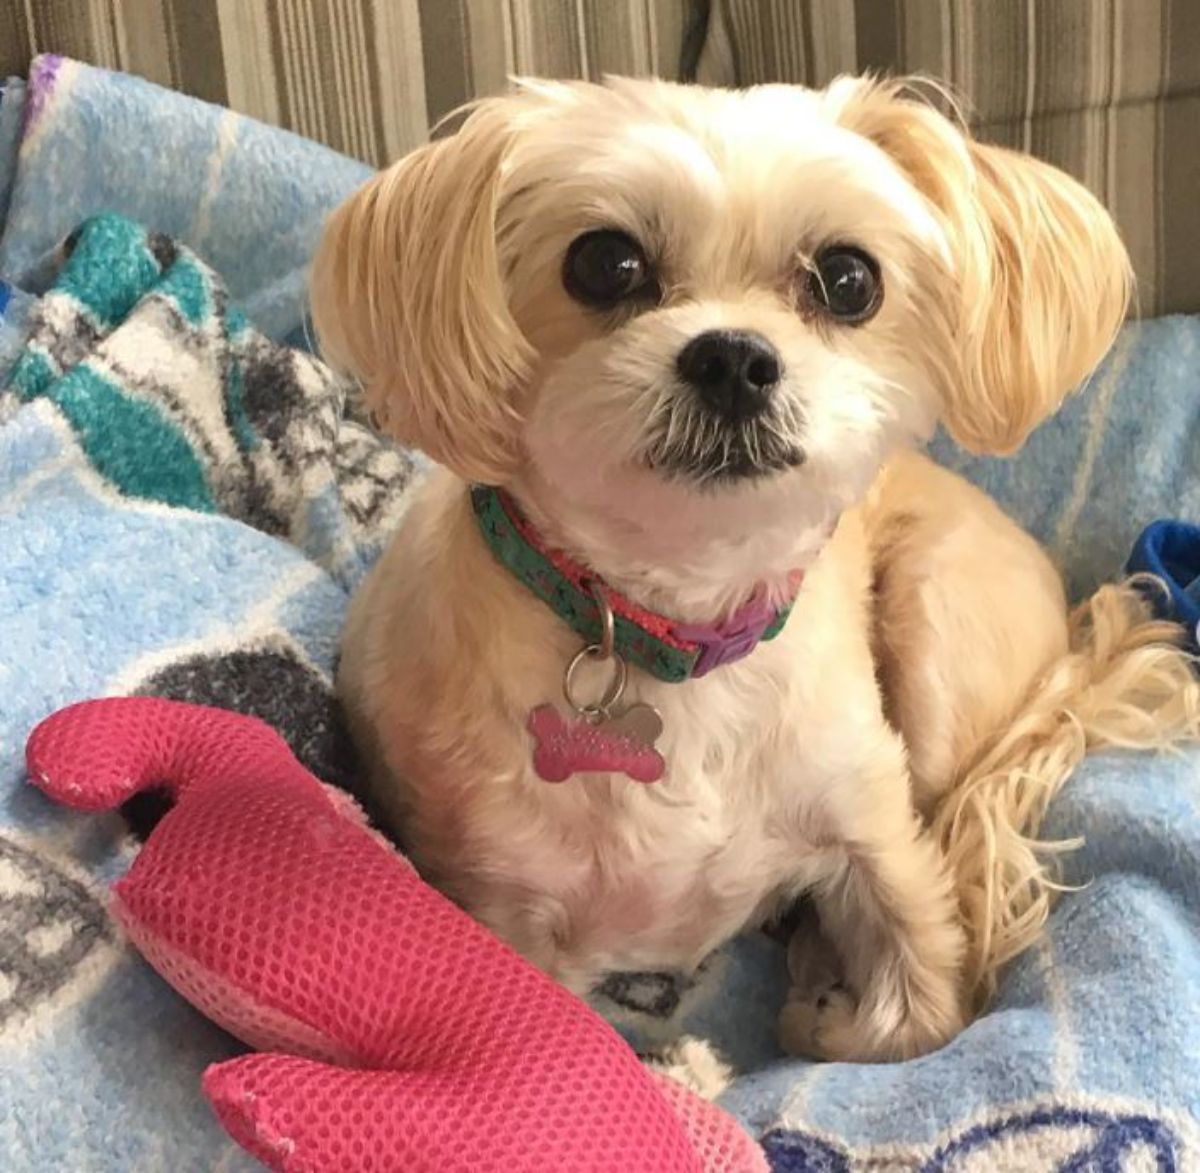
[{"left": 644, "top": 423, "right": 805, "bottom": 489}]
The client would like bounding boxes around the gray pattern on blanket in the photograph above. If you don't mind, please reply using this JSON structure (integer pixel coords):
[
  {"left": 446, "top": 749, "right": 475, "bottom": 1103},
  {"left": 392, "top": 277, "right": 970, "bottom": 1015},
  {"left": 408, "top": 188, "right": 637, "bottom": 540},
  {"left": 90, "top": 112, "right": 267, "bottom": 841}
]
[{"left": 0, "top": 838, "right": 111, "bottom": 1028}]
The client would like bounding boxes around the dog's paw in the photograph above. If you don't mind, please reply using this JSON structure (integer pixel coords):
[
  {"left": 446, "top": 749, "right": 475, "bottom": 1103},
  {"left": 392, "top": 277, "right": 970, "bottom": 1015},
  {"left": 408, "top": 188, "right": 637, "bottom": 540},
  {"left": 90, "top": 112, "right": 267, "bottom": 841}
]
[
  {"left": 779, "top": 925, "right": 861, "bottom": 1059},
  {"left": 778, "top": 910, "right": 860, "bottom": 1059},
  {"left": 778, "top": 975, "right": 859, "bottom": 1060},
  {"left": 780, "top": 958, "right": 965, "bottom": 1062},
  {"left": 780, "top": 907, "right": 966, "bottom": 1062},
  {"left": 640, "top": 1036, "right": 733, "bottom": 1100}
]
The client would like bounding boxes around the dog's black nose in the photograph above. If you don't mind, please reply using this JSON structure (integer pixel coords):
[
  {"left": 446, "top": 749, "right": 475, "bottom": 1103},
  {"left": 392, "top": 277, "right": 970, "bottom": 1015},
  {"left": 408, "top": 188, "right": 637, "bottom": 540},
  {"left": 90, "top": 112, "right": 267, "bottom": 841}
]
[{"left": 676, "top": 330, "right": 782, "bottom": 421}]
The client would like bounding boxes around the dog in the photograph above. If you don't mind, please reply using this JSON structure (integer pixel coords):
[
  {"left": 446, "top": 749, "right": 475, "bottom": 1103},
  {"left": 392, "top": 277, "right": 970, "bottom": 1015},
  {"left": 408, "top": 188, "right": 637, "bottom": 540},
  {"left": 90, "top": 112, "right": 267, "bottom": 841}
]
[{"left": 310, "top": 76, "right": 1194, "bottom": 1064}]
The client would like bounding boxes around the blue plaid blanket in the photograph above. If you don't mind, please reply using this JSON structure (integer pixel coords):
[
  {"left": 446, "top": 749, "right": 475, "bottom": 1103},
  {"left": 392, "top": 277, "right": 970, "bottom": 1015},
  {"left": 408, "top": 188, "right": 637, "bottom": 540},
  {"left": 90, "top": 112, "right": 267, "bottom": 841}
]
[{"left": 2, "top": 56, "right": 1199, "bottom": 1173}]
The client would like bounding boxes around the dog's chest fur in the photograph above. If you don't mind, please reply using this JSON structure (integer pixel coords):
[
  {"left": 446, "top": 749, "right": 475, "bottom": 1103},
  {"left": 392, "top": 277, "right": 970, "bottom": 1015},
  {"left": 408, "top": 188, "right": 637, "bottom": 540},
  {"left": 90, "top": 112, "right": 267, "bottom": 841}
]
[{"left": 338, "top": 474, "right": 885, "bottom": 988}]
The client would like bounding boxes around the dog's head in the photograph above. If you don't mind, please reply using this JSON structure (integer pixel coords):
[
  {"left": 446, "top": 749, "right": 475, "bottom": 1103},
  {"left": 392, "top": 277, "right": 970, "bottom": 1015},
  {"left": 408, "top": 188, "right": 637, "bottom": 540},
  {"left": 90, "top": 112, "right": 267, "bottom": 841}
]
[{"left": 312, "top": 77, "right": 1129, "bottom": 589}]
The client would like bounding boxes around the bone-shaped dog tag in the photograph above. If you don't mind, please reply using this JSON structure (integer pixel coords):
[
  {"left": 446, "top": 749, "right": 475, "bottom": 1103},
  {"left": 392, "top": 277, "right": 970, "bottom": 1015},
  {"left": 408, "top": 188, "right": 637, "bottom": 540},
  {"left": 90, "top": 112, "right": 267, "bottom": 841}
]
[{"left": 528, "top": 703, "right": 665, "bottom": 784}]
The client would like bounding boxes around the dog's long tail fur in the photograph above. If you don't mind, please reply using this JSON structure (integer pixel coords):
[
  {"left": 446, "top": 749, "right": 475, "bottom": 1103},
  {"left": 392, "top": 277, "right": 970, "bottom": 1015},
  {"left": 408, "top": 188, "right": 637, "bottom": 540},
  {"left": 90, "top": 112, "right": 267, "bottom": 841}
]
[{"left": 934, "top": 579, "right": 1200, "bottom": 1010}]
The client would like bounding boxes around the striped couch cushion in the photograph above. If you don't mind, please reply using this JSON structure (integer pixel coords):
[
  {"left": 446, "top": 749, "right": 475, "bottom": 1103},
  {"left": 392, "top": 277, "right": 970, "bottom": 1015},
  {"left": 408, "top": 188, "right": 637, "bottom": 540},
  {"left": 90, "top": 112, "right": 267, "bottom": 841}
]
[
  {"left": 0, "top": 1, "right": 699, "bottom": 165},
  {"left": 1, "top": 0, "right": 1195, "bottom": 312}
]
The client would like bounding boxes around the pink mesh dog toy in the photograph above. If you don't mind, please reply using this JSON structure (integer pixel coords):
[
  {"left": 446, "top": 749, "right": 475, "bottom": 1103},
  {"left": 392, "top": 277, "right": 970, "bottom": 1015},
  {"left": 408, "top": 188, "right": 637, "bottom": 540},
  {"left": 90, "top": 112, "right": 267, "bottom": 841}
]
[{"left": 25, "top": 697, "right": 765, "bottom": 1173}]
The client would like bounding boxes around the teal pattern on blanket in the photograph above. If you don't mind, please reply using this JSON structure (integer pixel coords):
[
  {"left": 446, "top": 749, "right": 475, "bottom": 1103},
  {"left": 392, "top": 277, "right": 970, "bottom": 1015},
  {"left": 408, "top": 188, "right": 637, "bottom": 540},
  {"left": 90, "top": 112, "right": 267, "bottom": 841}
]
[
  {"left": 3, "top": 214, "right": 247, "bottom": 511},
  {"left": 53, "top": 214, "right": 161, "bottom": 327},
  {"left": 27, "top": 364, "right": 214, "bottom": 511}
]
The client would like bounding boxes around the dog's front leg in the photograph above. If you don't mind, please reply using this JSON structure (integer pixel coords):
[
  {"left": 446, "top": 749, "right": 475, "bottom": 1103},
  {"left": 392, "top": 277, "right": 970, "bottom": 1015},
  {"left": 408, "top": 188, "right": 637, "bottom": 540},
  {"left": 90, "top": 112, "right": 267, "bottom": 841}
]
[{"left": 779, "top": 743, "right": 966, "bottom": 1062}]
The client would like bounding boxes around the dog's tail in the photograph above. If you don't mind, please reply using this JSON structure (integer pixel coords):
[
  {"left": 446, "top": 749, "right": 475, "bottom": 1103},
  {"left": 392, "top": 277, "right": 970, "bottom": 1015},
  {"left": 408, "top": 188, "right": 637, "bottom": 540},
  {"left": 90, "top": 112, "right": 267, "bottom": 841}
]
[{"left": 935, "top": 579, "right": 1200, "bottom": 1009}]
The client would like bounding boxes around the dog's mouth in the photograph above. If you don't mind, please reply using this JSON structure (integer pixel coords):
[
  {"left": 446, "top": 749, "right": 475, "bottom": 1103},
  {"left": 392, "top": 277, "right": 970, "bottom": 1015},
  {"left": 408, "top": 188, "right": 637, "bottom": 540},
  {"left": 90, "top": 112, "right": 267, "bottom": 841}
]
[{"left": 642, "top": 409, "right": 805, "bottom": 487}]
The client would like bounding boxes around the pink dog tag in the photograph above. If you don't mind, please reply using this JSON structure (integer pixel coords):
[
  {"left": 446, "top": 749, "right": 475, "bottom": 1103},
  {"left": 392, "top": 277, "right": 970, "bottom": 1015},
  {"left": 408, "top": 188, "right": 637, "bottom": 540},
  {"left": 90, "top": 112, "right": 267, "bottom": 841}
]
[{"left": 528, "top": 704, "right": 666, "bottom": 784}]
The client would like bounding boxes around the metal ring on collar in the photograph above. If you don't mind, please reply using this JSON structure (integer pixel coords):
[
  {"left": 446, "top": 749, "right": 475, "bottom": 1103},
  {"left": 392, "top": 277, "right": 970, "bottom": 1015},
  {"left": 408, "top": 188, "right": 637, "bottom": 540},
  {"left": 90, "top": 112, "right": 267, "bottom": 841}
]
[{"left": 563, "top": 644, "right": 627, "bottom": 719}]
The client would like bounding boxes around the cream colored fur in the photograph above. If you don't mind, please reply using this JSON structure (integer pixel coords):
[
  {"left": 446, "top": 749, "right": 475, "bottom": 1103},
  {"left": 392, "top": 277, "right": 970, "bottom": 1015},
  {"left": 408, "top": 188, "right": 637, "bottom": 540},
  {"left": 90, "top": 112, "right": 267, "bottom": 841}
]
[{"left": 311, "top": 76, "right": 1197, "bottom": 1062}]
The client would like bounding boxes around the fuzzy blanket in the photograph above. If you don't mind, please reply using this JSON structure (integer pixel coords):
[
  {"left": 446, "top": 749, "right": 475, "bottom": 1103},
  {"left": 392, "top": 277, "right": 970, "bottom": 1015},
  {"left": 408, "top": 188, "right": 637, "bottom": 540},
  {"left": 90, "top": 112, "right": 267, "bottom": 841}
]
[
  {"left": 0, "top": 212, "right": 418, "bottom": 1171},
  {"left": 2, "top": 56, "right": 1200, "bottom": 1173},
  {"left": 0, "top": 56, "right": 371, "bottom": 345}
]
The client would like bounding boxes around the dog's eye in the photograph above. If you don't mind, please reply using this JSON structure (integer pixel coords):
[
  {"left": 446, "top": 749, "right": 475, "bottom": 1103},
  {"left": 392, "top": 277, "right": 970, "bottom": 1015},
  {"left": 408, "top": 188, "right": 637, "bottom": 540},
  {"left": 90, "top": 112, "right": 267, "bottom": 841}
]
[
  {"left": 564, "top": 230, "right": 656, "bottom": 308},
  {"left": 808, "top": 247, "right": 882, "bottom": 324}
]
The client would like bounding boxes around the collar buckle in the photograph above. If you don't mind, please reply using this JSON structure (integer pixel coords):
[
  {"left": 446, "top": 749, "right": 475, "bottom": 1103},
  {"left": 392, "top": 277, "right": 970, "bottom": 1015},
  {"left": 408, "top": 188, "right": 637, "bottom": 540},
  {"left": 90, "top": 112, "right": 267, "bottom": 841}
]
[{"left": 674, "top": 593, "right": 777, "bottom": 678}]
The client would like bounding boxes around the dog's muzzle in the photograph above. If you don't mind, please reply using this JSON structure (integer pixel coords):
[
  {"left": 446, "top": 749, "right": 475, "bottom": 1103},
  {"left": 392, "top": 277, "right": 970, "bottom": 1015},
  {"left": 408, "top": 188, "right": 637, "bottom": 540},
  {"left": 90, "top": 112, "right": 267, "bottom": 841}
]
[{"left": 647, "top": 329, "right": 804, "bottom": 485}]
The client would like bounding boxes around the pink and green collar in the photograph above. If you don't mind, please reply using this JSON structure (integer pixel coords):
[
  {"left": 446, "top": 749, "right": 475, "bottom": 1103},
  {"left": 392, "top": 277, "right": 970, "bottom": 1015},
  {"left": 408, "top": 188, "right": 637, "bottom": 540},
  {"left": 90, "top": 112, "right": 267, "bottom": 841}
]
[{"left": 471, "top": 486, "right": 798, "bottom": 683}]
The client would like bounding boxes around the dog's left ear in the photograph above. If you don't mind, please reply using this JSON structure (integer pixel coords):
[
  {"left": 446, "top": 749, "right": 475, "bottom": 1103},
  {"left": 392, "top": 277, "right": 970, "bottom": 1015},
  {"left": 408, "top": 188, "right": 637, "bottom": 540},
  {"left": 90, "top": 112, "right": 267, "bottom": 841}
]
[{"left": 833, "top": 78, "right": 1132, "bottom": 455}]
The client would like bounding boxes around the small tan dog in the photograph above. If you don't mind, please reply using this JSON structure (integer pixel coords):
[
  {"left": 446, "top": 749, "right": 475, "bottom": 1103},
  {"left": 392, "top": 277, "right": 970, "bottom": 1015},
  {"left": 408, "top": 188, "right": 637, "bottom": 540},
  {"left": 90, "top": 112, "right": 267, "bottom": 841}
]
[{"left": 312, "top": 76, "right": 1195, "bottom": 1064}]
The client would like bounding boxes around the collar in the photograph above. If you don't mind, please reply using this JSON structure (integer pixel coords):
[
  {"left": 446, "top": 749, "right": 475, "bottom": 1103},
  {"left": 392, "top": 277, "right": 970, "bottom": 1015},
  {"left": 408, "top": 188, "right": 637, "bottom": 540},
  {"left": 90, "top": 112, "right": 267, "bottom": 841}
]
[{"left": 470, "top": 485, "right": 799, "bottom": 683}]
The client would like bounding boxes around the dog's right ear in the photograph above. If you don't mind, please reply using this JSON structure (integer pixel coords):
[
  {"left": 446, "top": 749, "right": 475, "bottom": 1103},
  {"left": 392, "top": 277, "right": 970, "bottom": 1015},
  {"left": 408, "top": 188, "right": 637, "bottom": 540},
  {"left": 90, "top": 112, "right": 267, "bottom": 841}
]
[
  {"left": 831, "top": 77, "right": 1131, "bottom": 456},
  {"left": 311, "top": 94, "right": 540, "bottom": 483}
]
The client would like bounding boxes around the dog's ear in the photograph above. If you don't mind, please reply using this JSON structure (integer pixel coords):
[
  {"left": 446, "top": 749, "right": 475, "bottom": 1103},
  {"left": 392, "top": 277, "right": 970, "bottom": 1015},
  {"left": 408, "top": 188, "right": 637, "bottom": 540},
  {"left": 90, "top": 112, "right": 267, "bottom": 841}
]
[
  {"left": 311, "top": 93, "right": 543, "bottom": 483},
  {"left": 833, "top": 78, "right": 1132, "bottom": 455}
]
